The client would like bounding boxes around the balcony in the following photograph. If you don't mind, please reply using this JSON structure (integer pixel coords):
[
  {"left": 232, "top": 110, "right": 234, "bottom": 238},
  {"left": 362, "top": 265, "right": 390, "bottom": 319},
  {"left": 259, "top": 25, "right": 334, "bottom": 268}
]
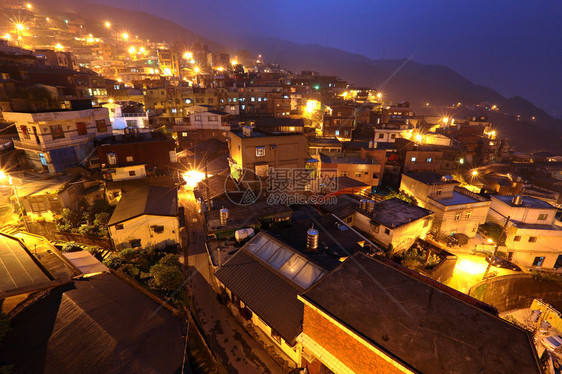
[
  {"left": 13, "top": 135, "right": 96, "bottom": 152},
  {"left": 117, "top": 112, "right": 148, "bottom": 118}
]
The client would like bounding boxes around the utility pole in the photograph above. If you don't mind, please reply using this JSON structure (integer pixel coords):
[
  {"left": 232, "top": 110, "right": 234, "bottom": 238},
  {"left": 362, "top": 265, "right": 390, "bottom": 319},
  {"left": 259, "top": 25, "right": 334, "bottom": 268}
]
[
  {"left": 204, "top": 155, "right": 210, "bottom": 211},
  {"left": 483, "top": 216, "right": 510, "bottom": 280}
]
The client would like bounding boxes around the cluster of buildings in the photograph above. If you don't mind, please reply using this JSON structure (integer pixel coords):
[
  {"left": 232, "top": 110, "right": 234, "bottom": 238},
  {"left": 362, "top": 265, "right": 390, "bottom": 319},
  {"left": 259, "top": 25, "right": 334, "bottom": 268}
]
[{"left": 0, "top": 1, "right": 561, "bottom": 373}]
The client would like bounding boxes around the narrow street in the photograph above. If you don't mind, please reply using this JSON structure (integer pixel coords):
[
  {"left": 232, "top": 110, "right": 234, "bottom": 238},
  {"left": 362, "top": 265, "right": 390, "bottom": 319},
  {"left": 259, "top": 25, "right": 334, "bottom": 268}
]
[{"left": 179, "top": 189, "right": 286, "bottom": 374}]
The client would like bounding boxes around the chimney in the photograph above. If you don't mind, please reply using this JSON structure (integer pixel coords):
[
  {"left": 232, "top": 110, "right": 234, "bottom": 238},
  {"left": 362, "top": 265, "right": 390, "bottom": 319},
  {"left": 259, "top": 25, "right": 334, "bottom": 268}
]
[
  {"left": 306, "top": 226, "right": 319, "bottom": 252},
  {"left": 366, "top": 200, "right": 375, "bottom": 214},
  {"left": 512, "top": 195, "right": 523, "bottom": 206}
]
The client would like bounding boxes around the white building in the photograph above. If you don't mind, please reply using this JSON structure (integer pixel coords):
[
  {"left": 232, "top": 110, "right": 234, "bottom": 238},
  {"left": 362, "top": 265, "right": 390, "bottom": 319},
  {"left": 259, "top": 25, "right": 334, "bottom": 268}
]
[
  {"left": 188, "top": 110, "right": 230, "bottom": 130},
  {"left": 488, "top": 195, "right": 562, "bottom": 269},
  {"left": 103, "top": 102, "right": 149, "bottom": 134},
  {"left": 3, "top": 107, "right": 112, "bottom": 174},
  {"left": 352, "top": 198, "right": 434, "bottom": 252},
  {"left": 108, "top": 185, "right": 179, "bottom": 250}
]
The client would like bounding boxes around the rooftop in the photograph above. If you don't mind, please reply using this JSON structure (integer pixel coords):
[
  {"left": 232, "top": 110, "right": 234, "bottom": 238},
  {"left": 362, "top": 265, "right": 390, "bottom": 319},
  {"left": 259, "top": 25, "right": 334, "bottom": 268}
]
[
  {"left": 369, "top": 198, "right": 433, "bottom": 228},
  {"left": 493, "top": 195, "right": 556, "bottom": 209},
  {"left": 0, "top": 273, "right": 184, "bottom": 373},
  {"left": 108, "top": 185, "right": 177, "bottom": 226},
  {"left": 0, "top": 233, "right": 52, "bottom": 297},
  {"left": 431, "top": 187, "right": 489, "bottom": 206},
  {"left": 403, "top": 172, "right": 459, "bottom": 186},
  {"left": 300, "top": 253, "right": 541, "bottom": 374},
  {"left": 230, "top": 128, "right": 303, "bottom": 138},
  {"left": 215, "top": 233, "right": 325, "bottom": 344}
]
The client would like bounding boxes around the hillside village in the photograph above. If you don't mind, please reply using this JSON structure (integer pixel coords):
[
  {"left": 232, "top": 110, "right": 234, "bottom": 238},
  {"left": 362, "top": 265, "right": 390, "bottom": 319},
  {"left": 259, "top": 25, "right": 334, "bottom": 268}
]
[{"left": 0, "top": 1, "right": 561, "bottom": 373}]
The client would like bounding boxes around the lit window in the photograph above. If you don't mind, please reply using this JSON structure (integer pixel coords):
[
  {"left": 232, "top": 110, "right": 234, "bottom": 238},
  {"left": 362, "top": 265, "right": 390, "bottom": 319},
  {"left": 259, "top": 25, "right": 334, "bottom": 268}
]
[
  {"left": 529, "top": 237, "right": 537, "bottom": 243},
  {"left": 411, "top": 157, "right": 416, "bottom": 162},
  {"left": 256, "top": 146, "right": 266, "bottom": 157},
  {"left": 455, "top": 213, "right": 461, "bottom": 221},
  {"left": 465, "top": 211, "right": 471, "bottom": 219},
  {"left": 335, "top": 130, "right": 340, "bottom": 136},
  {"left": 426, "top": 158, "right": 432, "bottom": 163},
  {"left": 538, "top": 214, "right": 548, "bottom": 221},
  {"left": 533, "top": 256, "right": 545, "bottom": 266},
  {"left": 126, "top": 156, "right": 133, "bottom": 162},
  {"left": 107, "top": 153, "right": 117, "bottom": 165},
  {"left": 251, "top": 97, "right": 255, "bottom": 102}
]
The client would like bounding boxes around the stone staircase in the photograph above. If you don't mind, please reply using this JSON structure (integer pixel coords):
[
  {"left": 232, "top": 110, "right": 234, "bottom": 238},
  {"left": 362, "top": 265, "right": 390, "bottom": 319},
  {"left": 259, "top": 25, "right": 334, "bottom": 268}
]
[{"left": 0, "top": 224, "right": 19, "bottom": 235}]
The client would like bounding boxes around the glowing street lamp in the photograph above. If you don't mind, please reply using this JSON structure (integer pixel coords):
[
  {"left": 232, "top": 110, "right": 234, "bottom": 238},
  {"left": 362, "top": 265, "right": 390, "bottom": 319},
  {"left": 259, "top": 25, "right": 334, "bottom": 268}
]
[
  {"left": 139, "top": 47, "right": 145, "bottom": 53},
  {"left": 193, "top": 66, "right": 200, "bottom": 74},
  {"left": 442, "top": 117, "right": 449, "bottom": 123},
  {"left": 376, "top": 92, "right": 382, "bottom": 100},
  {"left": 128, "top": 46, "right": 136, "bottom": 54},
  {"left": 105, "top": 21, "right": 111, "bottom": 29},
  {"left": 54, "top": 43, "right": 64, "bottom": 51},
  {"left": 3, "top": 33, "right": 10, "bottom": 41},
  {"left": 231, "top": 59, "right": 237, "bottom": 66},
  {"left": 26, "top": 3, "right": 32, "bottom": 10},
  {"left": 183, "top": 51, "right": 193, "bottom": 60},
  {"left": 182, "top": 170, "right": 206, "bottom": 189},
  {"left": 471, "top": 170, "right": 478, "bottom": 177},
  {"left": 16, "top": 23, "right": 25, "bottom": 31},
  {"left": 121, "top": 32, "right": 129, "bottom": 40},
  {"left": 415, "top": 134, "right": 423, "bottom": 143},
  {"left": 0, "top": 171, "right": 29, "bottom": 231}
]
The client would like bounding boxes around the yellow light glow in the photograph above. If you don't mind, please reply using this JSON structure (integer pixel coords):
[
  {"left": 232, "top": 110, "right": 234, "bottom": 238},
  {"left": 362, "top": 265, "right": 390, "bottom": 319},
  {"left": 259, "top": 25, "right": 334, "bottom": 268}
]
[
  {"left": 3, "top": 33, "right": 10, "bottom": 40},
  {"left": 16, "top": 23, "right": 24, "bottom": 31},
  {"left": 183, "top": 52, "right": 193, "bottom": 60},
  {"left": 425, "top": 102, "right": 430, "bottom": 106},
  {"left": 487, "top": 238, "right": 494, "bottom": 244},
  {"left": 183, "top": 170, "right": 206, "bottom": 189},
  {"left": 472, "top": 170, "right": 478, "bottom": 176},
  {"left": 105, "top": 21, "right": 111, "bottom": 28},
  {"left": 305, "top": 100, "right": 320, "bottom": 114},
  {"left": 376, "top": 92, "right": 382, "bottom": 99},
  {"left": 108, "top": 98, "right": 114, "bottom": 103},
  {"left": 194, "top": 66, "right": 200, "bottom": 73},
  {"left": 46, "top": 17, "right": 50, "bottom": 21},
  {"left": 26, "top": 3, "right": 32, "bottom": 10},
  {"left": 231, "top": 60, "right": 237, "bottom": 66},
  {"left": 54, "top": 43, "right": 64, "bottom": 51},
  {"left": 139, "top": 47, "right": 145, "bottom": 53},
  {"left": 128, "top": 46, "right": 136, "bottom": 53},
  {"left": 121, "top": 32, "right": 129, "bottom": 40},
  {"left": 217, "top": 67, "right": 224, "bottom": 72},
  {"left": 442, "top": 117, "right": 449, "bottom": 123},
  {"left": 117, "top": 78, "right": 122, "bottom": 82},
  {"left": 0, "top": 171, "right": 5, "bottom": 179},
  {"left": 456, "top": 258, "right": 486, "bottom": 276},
  {"left": 415, "top": 134, "right": 423, "bottom": 143}
]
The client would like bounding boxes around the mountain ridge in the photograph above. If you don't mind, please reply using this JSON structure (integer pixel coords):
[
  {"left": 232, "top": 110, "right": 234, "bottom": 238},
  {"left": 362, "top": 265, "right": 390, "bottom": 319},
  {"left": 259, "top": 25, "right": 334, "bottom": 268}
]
[{"left": 32, "top": 0, "right": 562, "bottom": 153}]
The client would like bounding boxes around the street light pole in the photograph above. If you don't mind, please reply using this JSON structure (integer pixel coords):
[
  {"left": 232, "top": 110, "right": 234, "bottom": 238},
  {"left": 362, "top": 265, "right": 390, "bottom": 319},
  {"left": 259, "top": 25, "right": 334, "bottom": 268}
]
[{"left": 483, "top": 215, "right": 510, "bottom": 280}]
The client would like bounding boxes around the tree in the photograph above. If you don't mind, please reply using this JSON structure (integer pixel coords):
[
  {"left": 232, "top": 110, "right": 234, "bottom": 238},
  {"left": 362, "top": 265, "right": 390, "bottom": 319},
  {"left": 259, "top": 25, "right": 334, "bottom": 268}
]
[
  {"left": 149, "top": 255, "right": 185, "bottom": 291},
  {"left": 384, "top": 190, "right": 418, "bottom": 205}
]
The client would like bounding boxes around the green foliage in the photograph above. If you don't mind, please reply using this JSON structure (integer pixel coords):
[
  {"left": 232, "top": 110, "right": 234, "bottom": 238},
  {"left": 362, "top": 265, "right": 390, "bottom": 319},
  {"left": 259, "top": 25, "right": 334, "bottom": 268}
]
[
  {"left": 479, "top": 222, "right": 503, "bottom": 243},
  {"left": 149, "top": 254, "right": 185, "bottom": 291},
  {"left": 0, "top": 312, "right": 10, "bottom": 342},
  {"left": 384, "top": 190, "right": 418, "bottom": 205}
]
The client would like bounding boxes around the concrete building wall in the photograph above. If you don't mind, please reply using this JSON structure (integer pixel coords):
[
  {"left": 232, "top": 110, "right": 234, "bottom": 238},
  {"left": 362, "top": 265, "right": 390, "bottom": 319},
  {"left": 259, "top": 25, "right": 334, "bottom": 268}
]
[
  {"left": 250, "top": 312, "right": 301, "bottom": 365},
  {"left": 109, "top": 214, "right": 179, "bottom": 250},
  {"left": 110, "top": 164, "right": 147, "bottom": 181},
  {"left": 490, "top": 196, "right": 557, "bottom": 224}
]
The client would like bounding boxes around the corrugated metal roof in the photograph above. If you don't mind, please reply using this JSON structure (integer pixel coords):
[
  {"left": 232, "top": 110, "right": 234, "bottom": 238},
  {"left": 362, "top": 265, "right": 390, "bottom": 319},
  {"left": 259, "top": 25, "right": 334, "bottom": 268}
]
[
  {"left": 215, "top": 246, "right": 305, "bottom": 345},
  {"left": 108, "top": 185, "right": 177, "bottom": 226}
]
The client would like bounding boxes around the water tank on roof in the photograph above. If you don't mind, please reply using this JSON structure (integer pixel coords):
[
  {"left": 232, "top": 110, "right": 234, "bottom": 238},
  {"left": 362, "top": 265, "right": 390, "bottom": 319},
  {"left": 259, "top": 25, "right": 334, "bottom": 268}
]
[
  {"left": 306, "top": 227, "right": 319, "bottom": 252},
  {"left": 367, "top": 200, "right": 375, "bottom": 214},
  {"left": 220, "top": 207, "right": 229, "bottom": 226},
  {"left": 441, "top": 175, "right": 454, "bottom": 182},
  {"left": 512, "top": 195, "right": 523, "bottom": 206},
  {"left": 360, "top": 199, "right": 368, "bottom": 211}
]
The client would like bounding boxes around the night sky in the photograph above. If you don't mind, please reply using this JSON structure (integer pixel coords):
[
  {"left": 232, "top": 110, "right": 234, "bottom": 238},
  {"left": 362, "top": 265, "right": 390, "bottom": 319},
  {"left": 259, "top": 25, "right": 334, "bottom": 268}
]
[{"left": 96, "top": 0, "right": 562, "bottom": 117}]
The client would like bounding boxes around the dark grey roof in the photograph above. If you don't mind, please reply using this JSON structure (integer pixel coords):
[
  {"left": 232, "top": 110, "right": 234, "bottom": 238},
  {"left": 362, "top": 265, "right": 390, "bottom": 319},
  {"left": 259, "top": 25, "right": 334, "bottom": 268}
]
[
  {"left": 403, "top": 172, "right": 459, "bottom": 186},
  {"left": 301, "top": 253, "right": 540, "bottom": 374},
  {"left": 493, "top": 194, "right": 555, "bottom": 209},
  {"left": 320, "top": 194, "right": 360, "bottom": 219},
  {"left": 334, "top": 176, "right": 370, "bottom": 190},
  {"left": 369, "top": 198, "right": 433, "bottom": 228},
  {"left": 0, "top": 273, "right": 184, "bottom": 374},
  {"left": 108, "top": 185, "right": 177, "bottom": 226},
  {"left": 214, "top": 248, "right": 304, "bottom": 344}
]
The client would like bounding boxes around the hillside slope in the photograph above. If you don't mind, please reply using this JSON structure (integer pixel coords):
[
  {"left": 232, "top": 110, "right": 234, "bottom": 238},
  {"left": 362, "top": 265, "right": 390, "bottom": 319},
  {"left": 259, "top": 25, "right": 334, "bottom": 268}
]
[{"left": 33, "top": 0, "right": 562, "bottom": 153}]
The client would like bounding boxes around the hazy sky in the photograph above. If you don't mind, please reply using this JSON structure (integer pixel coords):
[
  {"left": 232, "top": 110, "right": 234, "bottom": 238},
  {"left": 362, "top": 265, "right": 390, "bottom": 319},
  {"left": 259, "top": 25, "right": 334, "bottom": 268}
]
[{"left": 98, "top": 0, "right": 562, "bottom": 116}]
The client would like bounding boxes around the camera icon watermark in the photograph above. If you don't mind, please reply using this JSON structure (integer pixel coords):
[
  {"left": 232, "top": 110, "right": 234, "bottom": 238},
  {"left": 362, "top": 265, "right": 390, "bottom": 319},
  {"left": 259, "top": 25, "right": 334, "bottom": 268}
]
[{"left": 224, "top": 167, "right": 340, "bottom": 206}]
